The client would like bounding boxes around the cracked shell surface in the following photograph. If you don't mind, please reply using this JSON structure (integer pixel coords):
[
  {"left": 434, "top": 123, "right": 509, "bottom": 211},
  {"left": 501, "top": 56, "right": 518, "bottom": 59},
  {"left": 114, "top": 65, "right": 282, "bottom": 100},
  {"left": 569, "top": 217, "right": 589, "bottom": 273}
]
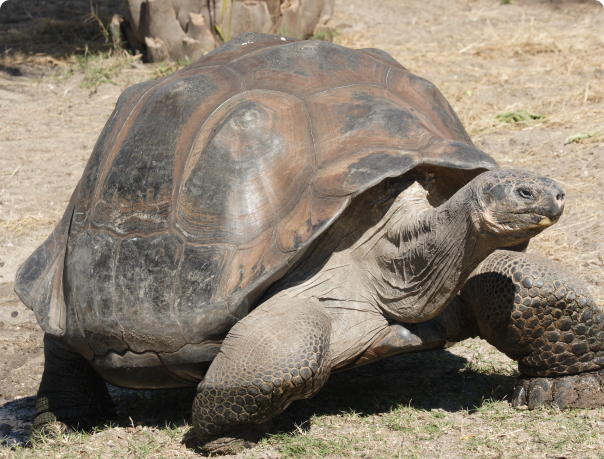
[{"left": 14, "top": 33, "right": 497, "bottom": 388}]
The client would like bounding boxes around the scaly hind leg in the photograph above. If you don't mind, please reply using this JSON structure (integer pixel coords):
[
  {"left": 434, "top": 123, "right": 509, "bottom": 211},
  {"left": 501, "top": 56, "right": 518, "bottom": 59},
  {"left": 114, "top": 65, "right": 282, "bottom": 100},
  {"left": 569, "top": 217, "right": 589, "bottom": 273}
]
[
  {"left": 33, "top": 334, "right": 116, "bottom": 433},
  {"left": 460, "top": 250, "right": 604, "bottom": 409},
  {"left": 192, "top": 299, "right": 332, "bottom": 455}
]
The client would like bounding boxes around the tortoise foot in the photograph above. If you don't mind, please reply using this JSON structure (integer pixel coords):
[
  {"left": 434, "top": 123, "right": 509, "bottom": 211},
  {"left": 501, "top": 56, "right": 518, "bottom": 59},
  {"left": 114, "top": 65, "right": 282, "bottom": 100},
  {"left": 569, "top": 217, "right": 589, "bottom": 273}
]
[
  {"left": 30, "top": 421, "right": 73, "bottom": 444},
  {"left": 199, "top": 423, "right": 271, "bottom": 456},
  {"left": 512, "top": 370, "right": 604, "bottom": 409}
]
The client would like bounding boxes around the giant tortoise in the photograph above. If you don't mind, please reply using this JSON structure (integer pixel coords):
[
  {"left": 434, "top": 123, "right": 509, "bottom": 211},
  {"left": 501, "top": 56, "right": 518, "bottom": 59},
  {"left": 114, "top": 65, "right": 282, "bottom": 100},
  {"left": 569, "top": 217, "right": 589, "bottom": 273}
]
[{"left": 15, "top": 33, "right": 604, "bottom": 451}]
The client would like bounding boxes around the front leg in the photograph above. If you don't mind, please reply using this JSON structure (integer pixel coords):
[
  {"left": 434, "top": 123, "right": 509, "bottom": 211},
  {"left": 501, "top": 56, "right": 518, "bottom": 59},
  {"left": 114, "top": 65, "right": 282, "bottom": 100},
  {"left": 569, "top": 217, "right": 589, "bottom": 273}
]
[
  {"left": 461, "top": 250, "right": 604, "bottom": 409},
  {"left": 192, "top": 298, "right": 332, "bottom": 454}
]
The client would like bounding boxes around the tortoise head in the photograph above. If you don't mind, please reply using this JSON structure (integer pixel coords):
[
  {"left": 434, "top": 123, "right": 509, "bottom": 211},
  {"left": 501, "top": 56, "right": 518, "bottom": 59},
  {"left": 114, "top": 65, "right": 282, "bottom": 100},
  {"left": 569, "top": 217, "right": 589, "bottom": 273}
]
[{"left": 470, "top": 169, "right": 565, "bottom": 245}]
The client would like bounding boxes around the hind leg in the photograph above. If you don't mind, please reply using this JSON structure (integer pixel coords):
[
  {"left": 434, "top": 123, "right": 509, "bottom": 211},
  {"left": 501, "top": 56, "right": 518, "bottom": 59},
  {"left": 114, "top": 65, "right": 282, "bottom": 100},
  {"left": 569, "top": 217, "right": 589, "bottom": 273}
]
[
  {"left": 192, "top": 299, "right": 332, "bottom": 454},
  {"left": 33, "top": 334, "right": 116, "bottom": 432},
  {"left": 460, "top": 250, "right": 604, "bottom": 409}
]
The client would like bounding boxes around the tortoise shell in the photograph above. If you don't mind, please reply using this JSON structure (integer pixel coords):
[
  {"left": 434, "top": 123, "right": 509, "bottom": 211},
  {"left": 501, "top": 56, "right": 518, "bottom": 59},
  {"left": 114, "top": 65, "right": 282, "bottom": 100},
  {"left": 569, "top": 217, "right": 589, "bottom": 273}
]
[{"left": 15, "top": 33, "right": 497, "bottom": 383}]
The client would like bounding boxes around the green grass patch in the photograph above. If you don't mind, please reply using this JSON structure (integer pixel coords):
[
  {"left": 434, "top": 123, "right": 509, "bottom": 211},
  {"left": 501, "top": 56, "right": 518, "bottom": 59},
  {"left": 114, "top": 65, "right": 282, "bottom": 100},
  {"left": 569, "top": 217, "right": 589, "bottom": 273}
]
[
  {"left": 75, "top": 50, "right": 137, "bottom": 90},
  {"left": 564, "top": 130, "right": 600, "bottom": 145},
  {"left": 385, "top": 406, "right": 453, "bottom": 440},
  {"left": 151, "top": 59, "right": 190, "bottom": 80},
  {"left": 494, "top": 109, "right": 545, "bottom": 124},
  {"left": 310, "top": 27, "right": 340, "bottom": 43},
  {"left": 268, "top": 431, "right": 359, "bottom": 459}
]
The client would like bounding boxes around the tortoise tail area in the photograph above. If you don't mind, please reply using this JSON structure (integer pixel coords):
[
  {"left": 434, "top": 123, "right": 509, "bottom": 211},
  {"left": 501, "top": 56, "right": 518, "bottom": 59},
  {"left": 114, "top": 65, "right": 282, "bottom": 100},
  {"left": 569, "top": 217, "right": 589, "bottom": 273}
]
[{"left": 14, "top": 197, "right": 75, "bottom": 337}]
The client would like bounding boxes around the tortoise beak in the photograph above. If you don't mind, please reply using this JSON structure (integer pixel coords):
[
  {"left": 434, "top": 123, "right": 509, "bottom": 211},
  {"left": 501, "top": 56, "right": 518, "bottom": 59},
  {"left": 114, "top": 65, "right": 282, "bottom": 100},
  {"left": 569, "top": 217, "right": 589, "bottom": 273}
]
[
  {"left": 538, "top": 217, "right": 553, "bottom": 227},
  {"left": 536, "top": 183, "right": 565, "bottom": 226}
]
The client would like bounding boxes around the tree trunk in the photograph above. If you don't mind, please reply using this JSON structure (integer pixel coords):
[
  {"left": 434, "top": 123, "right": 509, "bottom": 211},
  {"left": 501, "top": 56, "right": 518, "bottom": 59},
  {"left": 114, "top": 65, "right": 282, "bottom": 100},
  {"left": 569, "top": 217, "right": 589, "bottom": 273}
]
[{"left": 123, "top": 0, "right": 337, "bottom": 62}]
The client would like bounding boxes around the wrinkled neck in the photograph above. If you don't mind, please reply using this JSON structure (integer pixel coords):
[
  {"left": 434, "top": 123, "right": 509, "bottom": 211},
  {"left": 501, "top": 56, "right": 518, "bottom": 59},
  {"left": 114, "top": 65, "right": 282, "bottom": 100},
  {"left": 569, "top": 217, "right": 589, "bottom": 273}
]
[
  {"left": 272, "top": 181, "right": 497, "bottom": 325},
  {"left": 359, "top": 183, "right": 486, "bottom": 323}
]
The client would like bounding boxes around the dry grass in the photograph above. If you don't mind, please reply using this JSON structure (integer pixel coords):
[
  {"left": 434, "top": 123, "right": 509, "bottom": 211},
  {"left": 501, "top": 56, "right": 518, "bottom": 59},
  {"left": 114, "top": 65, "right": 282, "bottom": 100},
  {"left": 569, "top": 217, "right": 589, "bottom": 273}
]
[
  {"left": 1, "top": 48, "right": 179, "bottom": 92},
  {"left": 334, "top": 31, "right": 376, "bottom": 49},
  {"left": 0, "top": 51, "right": 67, "bottom": 70},
  {"left": 400, "top": 15, "right": 604, "bottom": 137},
  {"left": 1, "top": 424, "right": 198, "bottom": 459},
  {"left": 1, "top": 215, "right": 60, "bottom": 237},
  {"left": 73, "top": 49, "right": 143, "bottom": 89},
  {"left": 333, "top": 9, "right": 604, "bottom": 139}
]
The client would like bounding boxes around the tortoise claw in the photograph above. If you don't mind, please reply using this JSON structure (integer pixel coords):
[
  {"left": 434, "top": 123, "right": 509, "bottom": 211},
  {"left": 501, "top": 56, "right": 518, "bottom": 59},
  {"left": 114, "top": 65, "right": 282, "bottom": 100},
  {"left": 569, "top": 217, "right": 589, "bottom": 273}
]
[
  {"left": 29, "top": 421, "right": 73, "bottom": 444},
  {"left": 513, "top": 370, "right": 604, "bottom": 409},
  {"left": 199, "top": 423, "right": 272, "bottom": 456}
]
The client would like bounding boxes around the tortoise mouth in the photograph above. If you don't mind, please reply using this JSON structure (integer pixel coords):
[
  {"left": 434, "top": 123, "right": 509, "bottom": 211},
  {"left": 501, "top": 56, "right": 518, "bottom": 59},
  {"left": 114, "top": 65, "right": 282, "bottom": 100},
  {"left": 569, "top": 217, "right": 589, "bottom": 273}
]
[
  {"left": 494, "top": 212, "right": 561, "bottom": 231},
  {"left": 525, "top": 213, "right": 560, "bottom": 227}
]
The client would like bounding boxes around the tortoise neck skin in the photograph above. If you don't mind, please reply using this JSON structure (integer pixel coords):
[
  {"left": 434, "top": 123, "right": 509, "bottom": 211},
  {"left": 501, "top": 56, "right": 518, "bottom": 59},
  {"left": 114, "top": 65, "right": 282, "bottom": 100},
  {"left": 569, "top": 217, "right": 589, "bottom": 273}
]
[
  {"left": 358, "top": 181, "right": 481, "bottom": 324},
  {"left": 357, "top": 170, "right": 565, "bottom": 324}
]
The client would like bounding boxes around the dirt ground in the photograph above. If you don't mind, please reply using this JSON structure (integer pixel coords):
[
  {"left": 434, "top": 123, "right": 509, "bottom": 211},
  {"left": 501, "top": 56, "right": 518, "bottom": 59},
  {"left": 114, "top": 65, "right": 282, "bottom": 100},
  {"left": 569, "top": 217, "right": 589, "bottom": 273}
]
[{"left": 1, "top": 0, "right": 604, "bottom": 457}]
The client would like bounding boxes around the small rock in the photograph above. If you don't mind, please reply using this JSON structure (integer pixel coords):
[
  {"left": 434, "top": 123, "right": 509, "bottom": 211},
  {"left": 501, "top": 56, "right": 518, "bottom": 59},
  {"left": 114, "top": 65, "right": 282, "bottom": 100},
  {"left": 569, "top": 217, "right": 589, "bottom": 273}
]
[{"left": 11, "top": 311, "right": 18, "bottom": 318}]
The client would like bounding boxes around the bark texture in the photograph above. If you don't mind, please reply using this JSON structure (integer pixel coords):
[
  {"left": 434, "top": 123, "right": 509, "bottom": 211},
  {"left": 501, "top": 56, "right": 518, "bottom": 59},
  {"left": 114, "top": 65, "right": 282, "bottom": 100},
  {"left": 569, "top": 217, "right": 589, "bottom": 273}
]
[{"left": 124, "top": 0, "right": 337, "bottom": 62}]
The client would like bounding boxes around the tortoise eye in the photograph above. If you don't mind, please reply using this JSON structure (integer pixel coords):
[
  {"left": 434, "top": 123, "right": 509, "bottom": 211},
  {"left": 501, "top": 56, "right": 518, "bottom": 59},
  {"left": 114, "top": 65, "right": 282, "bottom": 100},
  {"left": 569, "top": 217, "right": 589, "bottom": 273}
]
[{"left": 517, "top": 188, "right": 533, "bottom": 199}]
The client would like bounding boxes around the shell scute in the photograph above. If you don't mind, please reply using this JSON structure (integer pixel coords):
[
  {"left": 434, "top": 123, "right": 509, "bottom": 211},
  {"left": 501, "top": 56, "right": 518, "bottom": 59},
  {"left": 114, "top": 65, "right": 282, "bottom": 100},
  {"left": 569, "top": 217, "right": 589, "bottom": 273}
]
[
  {"left": 114, "top": 232, "right": 185, "bottom": 353},
  {"left": 92, "top": 74, "right": 231, "bottom": 235},
  {"left": 312, "top": 149, "right": 423, "bottom": 198},
  {"left": 356, "top": 48, "right": 408, "bottom": 70},
  {"left": 71, "top": 81, "right": 156, "bottom": 236},
  {"left": 275, "top": 189, "right": 313, "bottom": 253},
  {"left": 306, "top": 86, "right": 436, "bottom": 168},
  {"left": 69, "top": 230, "right": 126, "bottom": 356},
  {"left": 176, "top": 90, "right": 314, "bottom": 246},
  {"left": 228, "top": 40, "right": 390, "bottom": 98},
  {"left": 222, "top": 227, "right": 279, "bottom": 319},
  {"left": 386, "top": 67, "right": 473, "bottom": 145},
  {"left": 419, "top": 140, "right": 498, "bottom": 172},
  {"left": 175, "top": 244, "right": 237, "bottom": 344}
]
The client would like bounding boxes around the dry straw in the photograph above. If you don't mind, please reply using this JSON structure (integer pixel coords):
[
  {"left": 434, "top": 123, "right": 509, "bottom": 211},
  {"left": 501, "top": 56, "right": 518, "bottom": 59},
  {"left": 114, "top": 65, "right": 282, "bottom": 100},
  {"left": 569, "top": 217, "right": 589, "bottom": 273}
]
[{"left": 2, "top": 215, "right": 59, "bottom": 236}]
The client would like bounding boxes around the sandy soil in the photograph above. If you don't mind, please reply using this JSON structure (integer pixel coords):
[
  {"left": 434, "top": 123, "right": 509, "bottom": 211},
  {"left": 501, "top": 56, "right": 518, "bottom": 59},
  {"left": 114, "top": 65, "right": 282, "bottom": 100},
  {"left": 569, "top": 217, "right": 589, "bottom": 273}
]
[{"left": 0, "top": 0, "right": 604, "bottom": 456}]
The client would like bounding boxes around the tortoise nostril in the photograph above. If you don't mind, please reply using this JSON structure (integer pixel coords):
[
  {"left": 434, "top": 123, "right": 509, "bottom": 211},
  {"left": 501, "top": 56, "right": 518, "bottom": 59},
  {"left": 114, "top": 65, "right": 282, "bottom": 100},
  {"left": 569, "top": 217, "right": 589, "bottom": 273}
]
[{"left": 556, "top": 193, "right": 565, "bottom": 202}]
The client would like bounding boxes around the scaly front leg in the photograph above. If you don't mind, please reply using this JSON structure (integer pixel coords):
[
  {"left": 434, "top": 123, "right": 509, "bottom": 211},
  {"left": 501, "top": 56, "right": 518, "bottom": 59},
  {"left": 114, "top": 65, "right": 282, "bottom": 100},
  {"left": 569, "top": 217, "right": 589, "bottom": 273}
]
[
  {"left": 192, "top": 298, "right": 332, "bottom": 454},
  {"left": 461, "top": 250, "right": 604, "bottom": 409}
]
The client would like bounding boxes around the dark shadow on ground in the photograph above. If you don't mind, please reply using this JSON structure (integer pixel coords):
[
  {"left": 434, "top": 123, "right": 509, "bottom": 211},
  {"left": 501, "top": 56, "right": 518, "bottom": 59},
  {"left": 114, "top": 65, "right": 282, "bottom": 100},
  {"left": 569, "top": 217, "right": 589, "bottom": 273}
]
[
  {"left": 0, "top": 0, "right": 127, "bottom": 57},
  {"left": 0, "top": 347, "right": 517, "bottom": 449},
  {"left": 272, "top": 348, "right": 517, "bottom": 436},
  {"left": 0, "top": 396, "right": 35, "bottom": 447},
  {"left": 105, "top": 347, "right": 517, "bottom": 430}
]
